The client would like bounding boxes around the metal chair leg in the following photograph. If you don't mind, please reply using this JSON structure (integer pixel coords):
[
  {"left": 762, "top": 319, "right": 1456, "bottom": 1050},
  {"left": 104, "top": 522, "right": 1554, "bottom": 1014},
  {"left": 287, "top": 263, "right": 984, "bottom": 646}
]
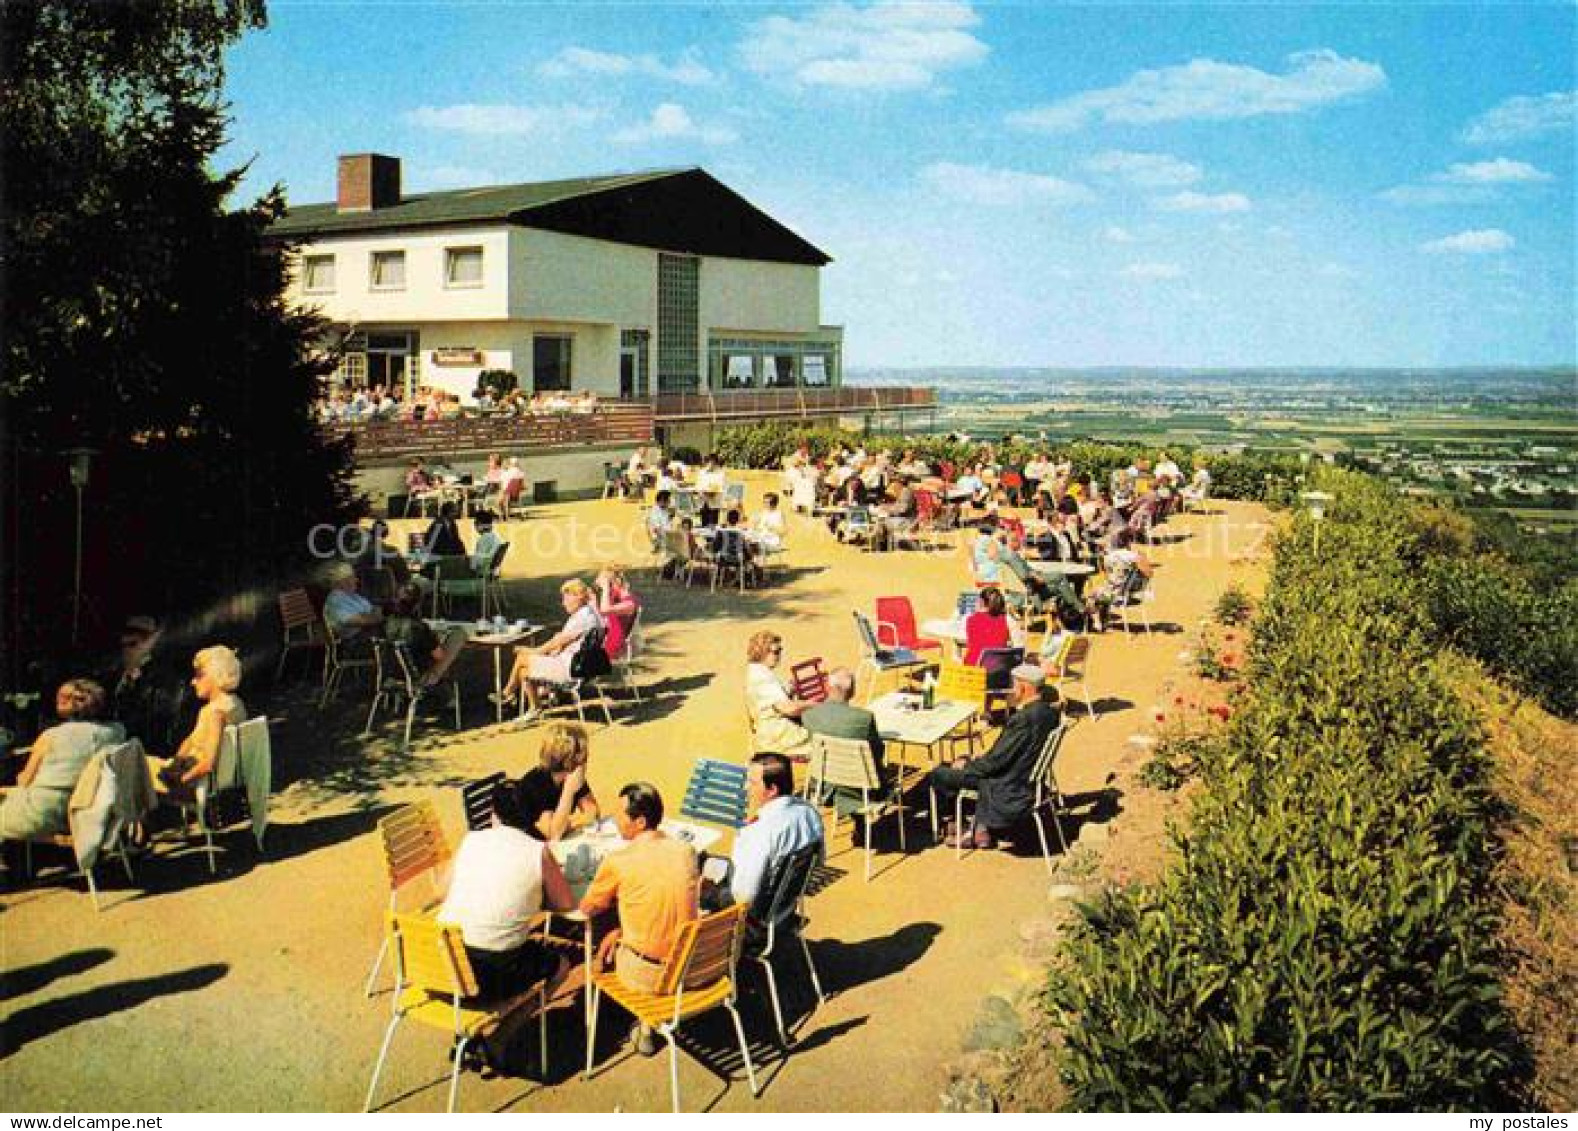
[
  {"left": 584, "top": 983, "right": 600, "bottom": 1078},
  {"left": 666, "top": 1028, "right": 682, "bottom": 1113},
  {"left": 726, "top": 999, "right": 760, "bottom": 1096},
  {"left": 363, "top": 1013, "right": 403, "bottom": 1111},
  {"left": 447, "top": 1035, "right": 468, "bottom": 1113},
  {"left": 757, "top": 955, "right": 788, "bottom": 1045},
  {"left": 799, "top": 932, "right": 825, "bottom": 1003}
]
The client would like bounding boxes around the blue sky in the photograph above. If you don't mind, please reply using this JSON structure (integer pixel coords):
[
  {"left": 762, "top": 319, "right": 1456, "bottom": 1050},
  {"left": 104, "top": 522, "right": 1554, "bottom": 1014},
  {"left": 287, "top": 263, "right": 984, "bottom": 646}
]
[{"left": 219, "top": 1, "right": 1576, "bottom": 369}]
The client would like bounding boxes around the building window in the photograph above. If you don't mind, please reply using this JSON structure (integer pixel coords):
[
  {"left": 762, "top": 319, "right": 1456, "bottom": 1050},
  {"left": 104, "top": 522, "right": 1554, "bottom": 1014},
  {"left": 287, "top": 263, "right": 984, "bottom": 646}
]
[
  {"left": 721, "top": 354, "right": 756, "bottom": 389},
  {"left": 370, "top": 250, "right": 405, "bottom": 290},
  {"left": 445, "top": 246, "right": 483, "bottom": 288},
  {"left": 657, "top": 253, "right": 699, "bottom": 393},
  {"left": 803, "top": 354, "right": 830, "bottom": 386},
  {"left": 533, "top": 335, "right": 572, "bottom": 392},
  {"left": 303, "top": 254, "right": 335, "bottom": 294},
  {"left": 620, "top": 328, "right": 650, "bottom": 399},
  {"left": 767, "top": 354, "right": 797, "bottom": 388},
  {"left": 705, "top": 337, "right": 842, "bottom": 390}
]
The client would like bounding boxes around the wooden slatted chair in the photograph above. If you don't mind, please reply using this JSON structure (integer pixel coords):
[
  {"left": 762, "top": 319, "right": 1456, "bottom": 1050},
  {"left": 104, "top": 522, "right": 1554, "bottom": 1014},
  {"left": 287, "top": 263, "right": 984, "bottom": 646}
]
[
  {"left": 584, "top": 904, "right": 759, "bottom": 1112},
  {"left": 461, "top": 772, "right": 505, "bottom": 833},
  {"left": 788, "top": 657, "right": 829, "bottom": 703},
  {"left": 1047, "top": 635, "right": 1096, "bottom": 718},
  {"left": 804, "top": 735, "right": 906, "bottom": 882},
  {"left": 935, "top": 661, "right": 988, "bottom": 758},
  {"left": 363, "top": 913, "right": 551, "bottom": 1113},
  {"left": 275, "top": 588, "right": 325, "bottom": 682},
  {"left": 364, "top": 801, "right": 452, "bottom": 996},
  {"left": 679, "top": 759, "right": 749, "bottom": 831}
]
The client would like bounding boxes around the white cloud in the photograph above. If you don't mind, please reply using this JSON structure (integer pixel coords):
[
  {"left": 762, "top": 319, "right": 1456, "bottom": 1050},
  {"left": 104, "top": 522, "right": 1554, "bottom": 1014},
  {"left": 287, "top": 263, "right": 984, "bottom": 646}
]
[
  {"left": 1436, "top": 157, "right": 1553, "bottom": 184},
  {"left": 1084, "top": 150, "right": 1202, "bottom": 187},
  {"left": 918, "top": 161, "right": 1092, "bottom": 206},
  {"left": 403, "top": 103, "right": 602, "bottom": 136},
  {"left": 1157, "top": 190, "right": 1251, "bottom": 213},
  {"left": 612, "top": 102, "right": 736, "bottom": 145},
  {"left": 1381, "top": 157, "right": 1553, "bottom": 206},
  {"left": 1461, "top": 91, "right": 1576, "bottom": 144},
  {"left": 1420, "top": 228, "right": 1515, "bottom": 255},
  {"left": 1120, "top": 261, "right": 1184, "bottom": 279},
  {"left": 1103, "top": 225, "right": 1136, "bottom": 243},
  {"left": 538, "top": 46, "right": 716, "bottom": 86},
  {"left": 739, "top": 0, "right": 988, "bottom": 92},
  {"left": 1008, "top": 48, "right": 1384, "bottom": 132}
]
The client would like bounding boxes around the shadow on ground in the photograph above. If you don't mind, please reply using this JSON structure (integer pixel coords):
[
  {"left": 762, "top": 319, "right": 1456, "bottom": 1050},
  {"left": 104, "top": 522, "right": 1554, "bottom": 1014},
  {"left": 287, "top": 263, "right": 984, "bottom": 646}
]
[{"left": 0, "top": 962, "right": 228, "bottom": 1058}]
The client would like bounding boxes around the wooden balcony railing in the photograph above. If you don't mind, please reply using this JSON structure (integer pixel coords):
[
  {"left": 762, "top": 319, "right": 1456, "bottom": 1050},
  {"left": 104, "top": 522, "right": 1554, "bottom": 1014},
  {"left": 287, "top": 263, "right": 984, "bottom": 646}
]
[
  {"left": 652, "top": 386, "right": 936, "bottom": 422},
  {"left": 325, "top": 401, "right": 654, "bottom": 462}
]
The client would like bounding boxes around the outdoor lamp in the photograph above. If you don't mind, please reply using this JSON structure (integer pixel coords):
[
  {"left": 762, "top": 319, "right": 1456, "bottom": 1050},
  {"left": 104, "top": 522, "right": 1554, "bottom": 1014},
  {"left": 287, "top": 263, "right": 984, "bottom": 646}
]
[
  {"left": 1301, "top": 490, "right": 1334, "bottom": 551},
  {"left": 64, "top": 447, "right": 96, "bottom": 488}
]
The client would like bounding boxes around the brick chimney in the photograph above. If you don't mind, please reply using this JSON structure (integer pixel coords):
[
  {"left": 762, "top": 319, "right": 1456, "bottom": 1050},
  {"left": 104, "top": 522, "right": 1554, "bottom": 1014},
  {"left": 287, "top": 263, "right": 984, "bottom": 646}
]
[{"left": 337, "top": 154, "right": 401, "bottom": 212}]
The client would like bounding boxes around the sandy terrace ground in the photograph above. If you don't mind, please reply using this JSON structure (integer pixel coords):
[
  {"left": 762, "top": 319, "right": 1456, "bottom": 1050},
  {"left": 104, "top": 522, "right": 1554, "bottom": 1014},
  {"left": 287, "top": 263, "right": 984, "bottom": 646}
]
[{"left": 0, "top": 476, "right": 1271, "bottom": 1113}]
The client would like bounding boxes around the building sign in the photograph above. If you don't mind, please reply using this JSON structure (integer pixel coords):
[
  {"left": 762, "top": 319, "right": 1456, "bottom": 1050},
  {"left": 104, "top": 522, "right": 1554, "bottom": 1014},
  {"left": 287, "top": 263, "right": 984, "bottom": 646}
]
[{"left": 431, "top": 348, "right": 484, "bottom": 367}]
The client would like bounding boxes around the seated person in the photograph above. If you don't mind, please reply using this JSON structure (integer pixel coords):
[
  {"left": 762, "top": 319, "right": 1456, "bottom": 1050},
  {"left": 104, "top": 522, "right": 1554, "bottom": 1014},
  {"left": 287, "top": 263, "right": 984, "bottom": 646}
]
[
  {"left": 594, "top": 567, "right": 640, "bottom": 663},
  {"left": 495, "top": 580, "right": 604, "bottom": 720},
  {"left": 105, "top": 615, "right": 182, "bottom": 748},
  {"left": 963, "top": 586, "right": 1015, "bottom": 666},
  {"left": 645, "top": 490, "right": 674, "bottom": 552},
  {"left": 438, "top": 776, "right": 576, "bottom": 1021},
  {"left": 382, "top": 584, "right": 442, "bottom": 676},
  {"left": 752, "top": 492, "right": 787, "bottom": 553},
  {"left": 518, "top": 722, "right": 601, "bottom": 842},
  {"left": 711, "top": 752, "right": 824, "bottom": 914},
  {"left": 580, "top": 782, "right": 699, "bottom": 1055},
  {"left": 145, "top": 646, "right": 248, "bottom": 805},
  {"left": 745, "top": 631, "right": 814, "bottom": 758},
  {"left": 421, "top": 502, "right": 466, "bottom": 558},
  {"left": 971, "top": 519, "right": 1005, "bottom": 587},
  {"left": 695, "top": 456, "right": 726, "bottom": 528},
  {"left": 802, "top": 668, "right": 888, "bottom": 814},
  {"left": 1087, "top": 531, "right": 1154, "bottom": 631},
  {"left": 350, "top": 519, "right": 412, "bottom": 589},
  {"left": 495, "top": 458, "right": 526, "bottom": 510},
  {"left": 323, "top": 564, "right": 383, "bottom": 643},
  {"left": 470, "top": 511, "right": 503, "bottom": 575},
  {"left": 1, "top": 679, "right": 125, "bottom": 842},
  {"left": 928, "top": 665, "right": 1061, "bottom": 850},
  {"left": 406, "top": 458, "right": 434, "bottom": 495}
]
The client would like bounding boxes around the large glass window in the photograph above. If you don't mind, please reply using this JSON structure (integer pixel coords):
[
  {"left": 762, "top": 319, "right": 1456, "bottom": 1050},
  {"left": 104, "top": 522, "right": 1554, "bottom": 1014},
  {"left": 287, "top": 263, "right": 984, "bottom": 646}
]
[
  {"left": 724, "top": 354, "right": 756, "bottom": 389},
  {"left": 657, "top": 253, "right": 699, "bottom": 393},
  {"left": 533, "top": 335, "right": 572, "bottom": 392},
  {"left": 620, "top": 328, "right": 650, "bottom": 398},
  {"left": 303, "top": 254, "right": 335, "bottom": 294},
  {"left": 370, "top": 250, "right": 405, "bottom": 290},
  {"left": 803, "top": 354, "right": 830, "bottom": 386},
  {"left": 767, "top": 354, "right": 797, "bottom": 388},
  {"left": 706, "top": 338, "right": 842, "bottom": 390},
  {"left": 445, "top": 246, "right": 483, "bottom": 287}
]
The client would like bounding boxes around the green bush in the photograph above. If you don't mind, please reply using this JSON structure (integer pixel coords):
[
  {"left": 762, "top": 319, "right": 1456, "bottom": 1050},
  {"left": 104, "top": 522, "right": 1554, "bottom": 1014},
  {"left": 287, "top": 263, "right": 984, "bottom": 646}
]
[
  {"left": 1047, "top": 469, "right": 1526, "bottom": 1110},
  {"left": 1213, "top": 584, "right": 1254, "bottom": 627}
]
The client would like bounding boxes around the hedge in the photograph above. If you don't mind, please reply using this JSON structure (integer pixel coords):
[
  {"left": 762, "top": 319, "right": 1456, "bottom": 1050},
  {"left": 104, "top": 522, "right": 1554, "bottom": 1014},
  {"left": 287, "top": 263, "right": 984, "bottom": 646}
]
[
  {"left": 710, "top": 423, "right": 1307, "bottom": 505},
  {"left": 1046, "top": 469, "right": 1526, "bottom": 1110}
]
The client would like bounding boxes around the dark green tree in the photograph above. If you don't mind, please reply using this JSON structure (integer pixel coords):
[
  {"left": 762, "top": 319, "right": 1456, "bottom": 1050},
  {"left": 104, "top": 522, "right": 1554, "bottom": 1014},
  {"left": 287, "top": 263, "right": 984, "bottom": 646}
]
[{"left": 1, "top": 0, "right": 360, "bottom": 683}]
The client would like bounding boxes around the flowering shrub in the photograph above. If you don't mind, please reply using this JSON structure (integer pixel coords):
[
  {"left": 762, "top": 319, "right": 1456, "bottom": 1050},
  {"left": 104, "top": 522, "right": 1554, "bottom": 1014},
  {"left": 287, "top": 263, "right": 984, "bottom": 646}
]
[
  {"left": 1213, "top": 584, "right": 1254, "bottom": 626},
  {"left": 1048, "top": 469, "right": 1526, "bottom": 1110}
]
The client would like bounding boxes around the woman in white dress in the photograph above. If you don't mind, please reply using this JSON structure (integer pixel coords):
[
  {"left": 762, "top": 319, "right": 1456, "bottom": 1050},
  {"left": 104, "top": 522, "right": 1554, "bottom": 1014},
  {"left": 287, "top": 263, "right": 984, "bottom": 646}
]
[
  {"left": 495, "top": 580, "right": 605, "bottom": 721},
  {"left": 744, "top": 630, "right": 814, "bottom": 758}
]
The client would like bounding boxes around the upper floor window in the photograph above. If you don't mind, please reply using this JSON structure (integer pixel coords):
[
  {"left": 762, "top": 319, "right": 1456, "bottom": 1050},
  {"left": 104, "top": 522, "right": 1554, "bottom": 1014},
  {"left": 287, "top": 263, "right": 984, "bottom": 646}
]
[
  {"left": 303, "top": 254, "right": 335, "bottom": 294},
  {"left": 370, "top": 250, "right": 406, "bottom": 291},
  {"left": 445, "top": 246, "right": 483, "bottom": 288}
]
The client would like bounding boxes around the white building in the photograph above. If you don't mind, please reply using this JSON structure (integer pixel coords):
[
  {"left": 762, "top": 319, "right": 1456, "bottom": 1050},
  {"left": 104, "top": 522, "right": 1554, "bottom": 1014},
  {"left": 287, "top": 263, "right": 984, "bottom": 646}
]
[{"left": 271, "top": 154, "right": 844, "bottom": 404}]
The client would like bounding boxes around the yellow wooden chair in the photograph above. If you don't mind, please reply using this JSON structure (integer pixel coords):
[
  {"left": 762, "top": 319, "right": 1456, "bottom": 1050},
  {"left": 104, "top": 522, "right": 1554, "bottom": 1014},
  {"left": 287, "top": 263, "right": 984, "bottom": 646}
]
[
  {"left": 363, "top": 912, "right": 551, "bottom": 1113},
  {"left": 936, "top": 660, "right": 988, "bottom": 758},
  {"left": 1047, "top": 635, "right": 1096, "bottom": 718},
  {"left": 584, "top": 904, "right": 760, "bottom": 1112},
  {"left": 365, "top": 801, "right": 452, "bottom": 996}
]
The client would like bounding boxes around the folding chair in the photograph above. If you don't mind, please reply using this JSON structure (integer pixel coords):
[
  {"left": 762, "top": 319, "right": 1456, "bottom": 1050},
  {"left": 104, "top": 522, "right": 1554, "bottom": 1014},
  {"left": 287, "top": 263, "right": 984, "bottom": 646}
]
[
  {"left": 585, "top": 904, "right": 759, "bottom": 1112},
  {"left": 789, "top": 657, "right": 829, "bottom": 703},
  {"left": 366, "top": 636, "right": 466, "bottom": 752},
  {"left": 804, "top": 735, "right": 906, "bottom": 882},
  {"left": 461, "top": 772, "right": 506, "bottom": 833},
  {"left": 321, "top": 620, "right": 377, "bottom": 708},
  {"left": 21, "top": 744, "right": 140, "bottom": 911},
  {"left": 851, "top": 611, "right": 925, "bottom": 704},
  {"left": 679, "top": 759, "right": 749, "bottom": 831},
  {"left": 364, "top": 913, "right": 552, "bottom": 1113},
  {"left": 936, "top": 661, "right": 988, "bottom": 758},
  {"left": 744, "top": 841, "right": 826, "bottom": 1046},
  {"left": 364, "top": 799, "right": 453, "bottom": 996},
  {"left": 1048, "top": 635, "right": 1097, "bottom": 718},
  {"left": 1029, "top": 724, "right": 1072, "bottom": 873},
  {"left": 979, "top": 646, "right": 1025, "bottom": 721},
  {"left": 275, "top": 588, "right": 325, "bottom": 682},
  {"left": 161, "top": 718, "right": 270, "bottom": 876},
  {"left": 608, "top": 606, "right": 646, "bottom": 703}
]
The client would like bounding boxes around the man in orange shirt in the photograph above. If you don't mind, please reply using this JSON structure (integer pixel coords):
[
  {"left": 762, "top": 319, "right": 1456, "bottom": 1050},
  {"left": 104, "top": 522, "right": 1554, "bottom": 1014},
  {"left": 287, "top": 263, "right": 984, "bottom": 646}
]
[{"left": 580, "top": 781, "right": 699, "bottom": 1055}]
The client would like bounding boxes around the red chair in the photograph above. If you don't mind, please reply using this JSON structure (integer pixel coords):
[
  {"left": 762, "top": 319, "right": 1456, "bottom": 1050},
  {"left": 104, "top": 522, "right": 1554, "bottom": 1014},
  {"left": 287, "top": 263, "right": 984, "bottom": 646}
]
[
  {"left": 1001, "top": 470, "right": 1025, "bottom": 505},
  {"left": 790, "top": 657, "right": 829, "bottom": 703},
  {"left": 875, "top": 596, "right": 942, "bottom": 656}
]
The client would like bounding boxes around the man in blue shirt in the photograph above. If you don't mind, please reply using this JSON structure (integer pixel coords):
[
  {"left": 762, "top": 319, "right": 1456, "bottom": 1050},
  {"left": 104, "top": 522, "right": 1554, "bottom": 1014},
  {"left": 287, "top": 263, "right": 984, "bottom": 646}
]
[{"left": 724, "top": 753, "right": 824, "bottom": 914}]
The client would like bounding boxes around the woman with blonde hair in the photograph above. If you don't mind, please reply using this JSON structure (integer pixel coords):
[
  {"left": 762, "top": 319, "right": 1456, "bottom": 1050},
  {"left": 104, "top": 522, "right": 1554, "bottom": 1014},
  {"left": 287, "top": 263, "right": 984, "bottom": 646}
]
[
  {"left": 744, "top": 630, "right": 813, "bottom": 757},
  {"left": 1, "top": 679, "right": 124, "bottom": 841},
  {"left": 146, "top": 646, "right": 248, "bottom": 803},
  {"left": 518, "top": 722, "right": 602, "bottom": 842},
  {"left": 494, "top": 579, "right": 605, "bottom": 720}
]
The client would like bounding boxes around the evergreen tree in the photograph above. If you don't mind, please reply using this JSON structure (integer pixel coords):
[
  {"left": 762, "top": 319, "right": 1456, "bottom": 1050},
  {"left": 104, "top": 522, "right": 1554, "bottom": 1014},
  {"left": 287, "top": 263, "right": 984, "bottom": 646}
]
[{"left": 1, "top": 0, "right": 360, "bottom": 682}]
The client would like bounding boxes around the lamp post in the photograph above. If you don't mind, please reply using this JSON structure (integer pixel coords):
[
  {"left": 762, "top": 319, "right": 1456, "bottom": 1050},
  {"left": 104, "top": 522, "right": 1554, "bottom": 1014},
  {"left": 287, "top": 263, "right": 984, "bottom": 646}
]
[
  {"left": 1301, "top": 490, "right": 1333, "bottom": 554},
  {"left": 63, "top": 448, "right": 96, "bottom": 646}
]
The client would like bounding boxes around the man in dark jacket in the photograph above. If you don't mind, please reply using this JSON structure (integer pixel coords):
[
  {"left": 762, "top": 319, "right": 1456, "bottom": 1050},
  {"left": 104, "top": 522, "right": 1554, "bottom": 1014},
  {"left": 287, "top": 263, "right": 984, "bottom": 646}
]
[{"left": 928, "top": 664, "right": 1061, "bottom": 849}]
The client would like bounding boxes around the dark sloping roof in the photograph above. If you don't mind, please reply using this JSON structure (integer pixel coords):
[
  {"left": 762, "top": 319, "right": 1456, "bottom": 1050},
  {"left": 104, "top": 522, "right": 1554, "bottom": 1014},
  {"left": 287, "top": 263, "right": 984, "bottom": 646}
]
[{"left": 269, "top": 168, "right": 831, "bottom": 266}]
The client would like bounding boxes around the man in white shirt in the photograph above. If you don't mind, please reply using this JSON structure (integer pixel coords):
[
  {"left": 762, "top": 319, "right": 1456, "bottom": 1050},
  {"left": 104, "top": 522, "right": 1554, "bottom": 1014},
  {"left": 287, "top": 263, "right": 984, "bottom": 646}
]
[
  {"left": 323, "top": 564, "right": 382, "bottom": 642},
  {"left": 725, "top": 752, "right": 825, "bottom": 914}
]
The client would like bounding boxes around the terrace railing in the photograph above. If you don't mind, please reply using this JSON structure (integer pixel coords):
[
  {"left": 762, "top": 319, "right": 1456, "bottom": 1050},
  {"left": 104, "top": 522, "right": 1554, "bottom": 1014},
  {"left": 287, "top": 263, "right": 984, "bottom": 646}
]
[
  {"left": 325, "top": 401, "right": 653, "bottom": 462},
  {"left": 652, "top": 386, "right": 936, "bottom": 422}
]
